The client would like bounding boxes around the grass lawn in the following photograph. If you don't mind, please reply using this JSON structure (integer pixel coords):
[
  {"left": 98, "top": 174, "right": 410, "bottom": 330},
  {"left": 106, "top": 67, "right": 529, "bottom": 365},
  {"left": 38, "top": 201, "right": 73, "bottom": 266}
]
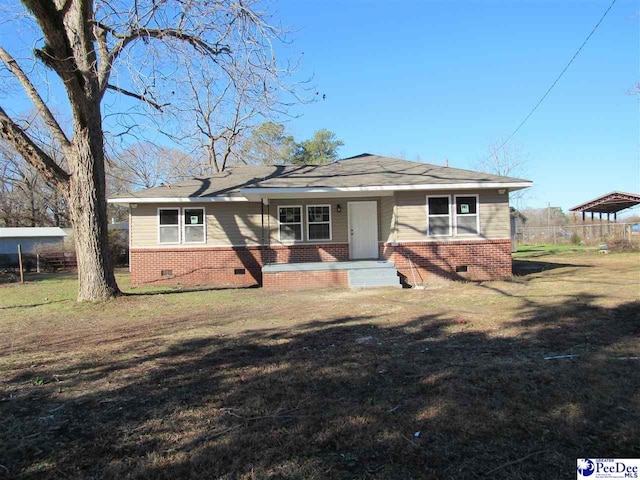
[
  {"left": 1, "top": 253, "right": 639, "bottom": 479},
  {"left": 514, "top": 244, "right": 597, "bottom": 257}
]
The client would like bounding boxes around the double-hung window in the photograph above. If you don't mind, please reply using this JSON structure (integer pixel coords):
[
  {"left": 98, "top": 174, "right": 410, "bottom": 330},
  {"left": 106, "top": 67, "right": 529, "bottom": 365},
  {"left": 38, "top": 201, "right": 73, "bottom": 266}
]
[
  {"left": 427, "top": 196, "right": 452, "bottom": 236},
  {"left": 278, "top": 206, "right": 302, "bottom": 242},
  {"left": 454, "top": 196, "right": 479, "bottom": 235},
  {"left": 183, "top": 207, "right": 205, "bottom": 243},
  {"left": 158, "top": 207, "right": 206, "bottom": 244},
  {"left": 159, "top": 208, "right": 180, "bottom": 244},
  {"left": 307, "top": 205, "right": 331, "bottom": 241}
]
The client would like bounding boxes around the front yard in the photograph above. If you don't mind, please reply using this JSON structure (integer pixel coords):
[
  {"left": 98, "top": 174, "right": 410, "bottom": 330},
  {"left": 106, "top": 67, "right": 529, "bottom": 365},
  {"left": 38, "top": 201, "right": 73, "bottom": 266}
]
[{"left": 0, "top": 252, "right": 638, "bottom": 479}]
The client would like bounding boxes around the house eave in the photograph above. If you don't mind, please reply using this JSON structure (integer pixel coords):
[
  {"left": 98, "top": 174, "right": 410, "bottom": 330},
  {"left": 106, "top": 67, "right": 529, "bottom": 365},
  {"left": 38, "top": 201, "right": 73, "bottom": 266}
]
[
  {"left": 240, "top": 181, "right": 532, "bottom": 201},
  {"left": 108, "top": 181, "right": 532, "bottom": 204},
  {"left": 107, "top": 196, "right": 248, "bottom": 205}
]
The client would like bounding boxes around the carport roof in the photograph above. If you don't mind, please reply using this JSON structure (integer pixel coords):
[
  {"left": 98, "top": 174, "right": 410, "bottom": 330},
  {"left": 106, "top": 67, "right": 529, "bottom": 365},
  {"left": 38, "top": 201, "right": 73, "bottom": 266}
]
[{"left": 569, "top": 191, "right": 640, "bottom": 214}]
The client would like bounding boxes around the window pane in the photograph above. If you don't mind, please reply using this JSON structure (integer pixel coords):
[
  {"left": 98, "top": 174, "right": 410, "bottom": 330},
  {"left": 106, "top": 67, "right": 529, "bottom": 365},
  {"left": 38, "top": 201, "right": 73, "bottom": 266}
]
[
  {"left": 309, "top": 223, "right": 330, "bottom": 240},
  {"left": 184, "top": 208, "right": 204, "bottom": 225},
  {"left": 280, "top": 224, "right": 302, "bottom": 241},
  {"left": 457, "top": 216, "right": 478, "bottom": 235},
  {"left": 184, "top": 225, "right": 205, "bottom": 242},
  {"left": 429, "top": 217, "right": 450, "bottom": 235},
  {"left": 280, "top": 207, "right": 301, "bottom": 223},
  {"left": 159, "top": 226, "right": 179, "bottom": 243},
  {"left": 428, "top": 197, "right": 449, "bottom": 215},
  {"left": 309, "top": 206, "right": 330, "bottom": 223},
  {"left": 160, "top": 209, "right": 179, "bottom": 225},
  {"left": 456, "top": 197, "right": 477, "bottom": 215}
]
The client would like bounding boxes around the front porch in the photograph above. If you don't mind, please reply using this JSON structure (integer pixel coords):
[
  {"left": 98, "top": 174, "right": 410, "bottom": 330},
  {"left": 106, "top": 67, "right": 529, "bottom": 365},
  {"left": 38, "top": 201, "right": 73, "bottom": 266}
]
[{"left": 262, "top": 260, "right": 402, "bottom": 289}]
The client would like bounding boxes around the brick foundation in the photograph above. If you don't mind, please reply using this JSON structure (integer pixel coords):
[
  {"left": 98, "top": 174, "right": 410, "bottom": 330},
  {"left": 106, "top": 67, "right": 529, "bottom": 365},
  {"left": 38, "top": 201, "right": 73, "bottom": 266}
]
[
  {"left": 380, "top": 239, "right": 512, "bottom": 282},
  {"left": 130, "top": 239, "right": 512, "bottom": 287},
  {"left": 129, "top": 246, "right": 264, "bottom": 287}
]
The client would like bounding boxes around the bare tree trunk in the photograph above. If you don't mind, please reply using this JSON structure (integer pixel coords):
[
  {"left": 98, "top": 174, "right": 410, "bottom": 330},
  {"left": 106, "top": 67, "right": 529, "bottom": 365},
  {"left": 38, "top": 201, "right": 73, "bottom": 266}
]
[{"left": 67, "top": 110, "right": 119, "bottom": 301}]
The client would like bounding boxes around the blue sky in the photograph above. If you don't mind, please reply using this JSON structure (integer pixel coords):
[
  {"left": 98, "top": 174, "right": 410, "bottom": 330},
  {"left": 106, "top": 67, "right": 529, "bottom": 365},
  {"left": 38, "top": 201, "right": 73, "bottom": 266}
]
[
  {"left": 275, "top": 0, "right": 639, "bottom": 215},
  {"left": 1, "top": 0, "right": 638, "bottom": 216}
]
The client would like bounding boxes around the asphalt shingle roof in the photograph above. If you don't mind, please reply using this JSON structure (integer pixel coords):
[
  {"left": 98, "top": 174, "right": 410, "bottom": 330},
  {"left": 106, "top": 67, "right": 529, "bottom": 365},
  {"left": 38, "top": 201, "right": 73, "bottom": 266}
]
[{"left": 111, "top": 154, "right": 530, "bottom": 200}]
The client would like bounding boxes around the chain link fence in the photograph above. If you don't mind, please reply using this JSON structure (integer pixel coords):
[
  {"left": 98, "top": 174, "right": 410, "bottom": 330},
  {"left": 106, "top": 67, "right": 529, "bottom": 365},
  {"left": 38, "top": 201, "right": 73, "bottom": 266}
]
[{"left": 519, "top": 223, "right": 636, "bottom": 246}]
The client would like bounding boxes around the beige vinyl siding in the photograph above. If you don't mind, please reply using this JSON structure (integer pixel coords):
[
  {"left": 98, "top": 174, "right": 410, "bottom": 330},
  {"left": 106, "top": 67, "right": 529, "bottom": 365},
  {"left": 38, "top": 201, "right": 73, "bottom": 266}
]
[
  {"left": 130, "top": 202, "right": 263, "bottom": 248},
  {"left": 380, "top": 196, "right": 395, "bottom": 243},
  {"left": 268, "top": 197, "right": 384, "bottom": 245},
  {"left": 207, "top": 202, "right": 263, "bottom": 245},
  {"left": 395, "top": 191, "right": 427, "bottom": 240},
  {"left": 395, "top": 189, "right": 510, "bottom": 241},
  {"left": 477, "top": 191, "right": 510, "bottom": 239}
]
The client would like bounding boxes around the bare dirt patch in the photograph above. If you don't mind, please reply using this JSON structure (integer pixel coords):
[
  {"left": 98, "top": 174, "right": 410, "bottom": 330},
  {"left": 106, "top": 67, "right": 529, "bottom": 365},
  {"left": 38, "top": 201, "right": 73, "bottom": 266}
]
[{"left": 0, "top": 253, "right": 638, "bottom": 479}]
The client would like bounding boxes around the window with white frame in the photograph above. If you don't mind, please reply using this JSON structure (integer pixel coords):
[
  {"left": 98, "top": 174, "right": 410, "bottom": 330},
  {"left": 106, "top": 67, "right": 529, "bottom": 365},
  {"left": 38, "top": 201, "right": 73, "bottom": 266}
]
[
  {"left": 158, "top": 208, "right": 180, "bottom": 244},
  {"left": 454, "top": 196, "right": 479, "bottom": 235},
  {"left": 183, "top": 207, "right": 205, "bottom": 243},
  {"left": 307, "top": 205, "right": 331, "bottom": 241},
  {"left": 427, "top": 196, "right": 452, "bottom": 236},
  {"left": 278, "top": 206, "right": 302, "bottom": 241}
]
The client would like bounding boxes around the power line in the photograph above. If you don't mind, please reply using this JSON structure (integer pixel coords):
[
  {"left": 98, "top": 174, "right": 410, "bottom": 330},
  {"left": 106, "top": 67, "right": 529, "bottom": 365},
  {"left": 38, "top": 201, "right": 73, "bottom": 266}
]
[{"left": 488, "top": 0, "right": 618, "bottom": 157}]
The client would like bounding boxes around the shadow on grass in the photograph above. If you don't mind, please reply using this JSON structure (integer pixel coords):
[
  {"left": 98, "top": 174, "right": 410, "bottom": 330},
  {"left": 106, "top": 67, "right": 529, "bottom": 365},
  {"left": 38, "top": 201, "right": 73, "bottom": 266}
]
[
  {"left": 0, "top": 299, "right": 71, "bottom": 311},
  {"left": 1, "top": 296, "right": 638, "bottom": 479},
  {"left": 512, "top": 258, "right": 592, "bottom": 276},
  {"left": 123, "top": 284, "right": 259, "bottom": 297}
]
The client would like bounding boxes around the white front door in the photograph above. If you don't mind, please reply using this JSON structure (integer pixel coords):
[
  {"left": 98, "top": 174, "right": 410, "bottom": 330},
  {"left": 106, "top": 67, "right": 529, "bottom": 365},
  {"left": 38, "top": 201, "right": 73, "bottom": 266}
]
[{"left": 348, "top": 201, "right": 378, "bottom": 259}]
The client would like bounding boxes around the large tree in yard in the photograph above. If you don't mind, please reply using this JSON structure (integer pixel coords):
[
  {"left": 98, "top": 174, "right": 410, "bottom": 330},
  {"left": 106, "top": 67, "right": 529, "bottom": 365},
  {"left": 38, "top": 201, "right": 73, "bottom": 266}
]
[{"left": 0, "top": 0, "right": 296, "bottom": 301}]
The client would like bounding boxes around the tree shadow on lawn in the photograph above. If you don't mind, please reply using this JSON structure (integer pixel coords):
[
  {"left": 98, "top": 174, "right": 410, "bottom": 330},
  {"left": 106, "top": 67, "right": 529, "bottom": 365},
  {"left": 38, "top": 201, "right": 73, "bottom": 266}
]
[
  {"left": 1, "top": 298, "right": 638, "bottom": 480},
  {"left": 512, "top": 258, "right": 591, "bottom": 277}
]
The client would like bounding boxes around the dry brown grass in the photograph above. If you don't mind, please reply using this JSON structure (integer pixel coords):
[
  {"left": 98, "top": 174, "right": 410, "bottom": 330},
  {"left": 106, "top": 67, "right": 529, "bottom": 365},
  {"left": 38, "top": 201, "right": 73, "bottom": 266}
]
[{"left": 0, "top": 253, "right": 639, "bottom": 479}]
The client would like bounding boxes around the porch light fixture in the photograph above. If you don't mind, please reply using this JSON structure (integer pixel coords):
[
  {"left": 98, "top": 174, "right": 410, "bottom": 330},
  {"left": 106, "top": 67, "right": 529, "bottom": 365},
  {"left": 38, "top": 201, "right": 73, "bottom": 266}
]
[
  {"left": 498, "top": 189, "right": 506, "bottom": 195},
  {"left": 336, "top": 204, "right": 342, "bottom": 213}
]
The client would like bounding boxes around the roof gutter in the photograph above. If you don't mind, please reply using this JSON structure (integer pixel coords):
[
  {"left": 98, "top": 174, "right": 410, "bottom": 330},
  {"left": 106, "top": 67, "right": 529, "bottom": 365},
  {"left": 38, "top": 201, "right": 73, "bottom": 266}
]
[
  {"left": 108, "top": 181, "right": 533, "bottom": 204},
  {"left": 107, "top": 196, "right": 248, "bottom": 205},
  {"left": 240, "top": 181, "right": 532, "bottom": 199}
]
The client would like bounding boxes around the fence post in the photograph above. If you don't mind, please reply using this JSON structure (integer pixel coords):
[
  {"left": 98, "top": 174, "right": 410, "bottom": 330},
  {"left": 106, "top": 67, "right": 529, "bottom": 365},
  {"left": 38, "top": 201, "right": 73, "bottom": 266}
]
[
  {"left": 17, "top": 244, "right": 24, "bottom": 284},
  {"left": 36, "top": 253, "right": 40, "bottom": 274}
]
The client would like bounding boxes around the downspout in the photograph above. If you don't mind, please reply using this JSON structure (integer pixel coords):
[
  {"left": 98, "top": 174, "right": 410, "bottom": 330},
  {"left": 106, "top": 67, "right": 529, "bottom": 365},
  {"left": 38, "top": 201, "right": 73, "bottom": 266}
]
[{"left": 260, "top": 200, "right": 264, "bottom": 264}]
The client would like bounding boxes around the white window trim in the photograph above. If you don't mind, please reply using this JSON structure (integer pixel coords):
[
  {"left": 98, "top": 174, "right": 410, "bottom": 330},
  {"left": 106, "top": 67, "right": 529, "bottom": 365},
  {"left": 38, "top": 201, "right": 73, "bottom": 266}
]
[
  {"left": 306, "top": 204, "right": 332, "bottom": 241},
  {"left": 454, "top": 194, "right": 480, "bottom": 236},
  {"left": 278, "top": 205, "right": 303, "bottom": 243},
  {"left": 426, "top": 195, "right": 452, "bottom": 237},
  {"left": 182, "top": 207, "right": 207, "bottom": 244},
  {"left": 158, "top": 207, "right": 181, "bottom": 245}
]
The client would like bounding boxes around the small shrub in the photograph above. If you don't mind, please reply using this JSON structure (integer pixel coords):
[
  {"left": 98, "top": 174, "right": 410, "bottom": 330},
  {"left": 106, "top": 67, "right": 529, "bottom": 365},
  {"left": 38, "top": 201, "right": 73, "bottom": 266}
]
[
  {"left": 570, "top": 232, "right": 581, "bottom": 245},
  {"left": 608, "top": 239, "right": 638, "bottom": 252}
]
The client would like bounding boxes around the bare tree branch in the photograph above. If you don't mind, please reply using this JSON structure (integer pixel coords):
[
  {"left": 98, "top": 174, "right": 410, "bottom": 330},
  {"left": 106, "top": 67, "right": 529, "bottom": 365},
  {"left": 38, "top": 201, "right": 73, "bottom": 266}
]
[
  {"left": 97, "top": 24, "right": 230, "bottom": 93},
  {"left": 0, "top": 106, "right": 69, "bottom": 193},
  {"left": 106, "top": 83, "right": 167, "bottom": 111},
  {"left": 0, "top": 46, "right": 71, "bottom": 150}
]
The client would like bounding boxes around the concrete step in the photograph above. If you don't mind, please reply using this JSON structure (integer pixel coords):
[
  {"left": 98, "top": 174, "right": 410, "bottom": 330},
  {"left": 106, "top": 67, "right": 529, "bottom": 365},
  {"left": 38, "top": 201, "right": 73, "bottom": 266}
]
[{"left": 348, "top": 267, "right": 401, "bottom": 288}]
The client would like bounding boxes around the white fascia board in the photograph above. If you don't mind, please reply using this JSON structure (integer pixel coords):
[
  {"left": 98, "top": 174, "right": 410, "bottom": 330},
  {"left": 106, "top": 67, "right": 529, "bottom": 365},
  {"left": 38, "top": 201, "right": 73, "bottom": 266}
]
[
  {"left": 107, "top": 196, "right": 248, "bottom": 204},
  {"left": 240, "top": 181, "right": 533, "bottom": 197}
]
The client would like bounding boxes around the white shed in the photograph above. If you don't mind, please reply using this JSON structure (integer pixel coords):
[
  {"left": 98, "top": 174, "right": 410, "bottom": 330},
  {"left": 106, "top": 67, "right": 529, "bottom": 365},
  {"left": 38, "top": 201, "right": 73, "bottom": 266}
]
[{"left": 0, "top": 227, "right": 67, "bottom": 257}]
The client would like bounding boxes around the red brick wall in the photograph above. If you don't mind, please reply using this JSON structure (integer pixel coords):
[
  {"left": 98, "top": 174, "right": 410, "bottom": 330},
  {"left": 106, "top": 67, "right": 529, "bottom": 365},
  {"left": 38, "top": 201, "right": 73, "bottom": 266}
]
[
  {"left": 130, "top": 239, "right": 512, "bottom": 287},
  {"left": 262, "top": 270, "right": 348, "bottom": 289},
  {"left": 129, "top": 244, "right": 350, "bottom": 286},
  {"left": 380, "top": 239, "right": 512, "bottom": 282},
  {"left": 130, "top": 246, "right": 264, "bottom": 287},
  {"left": 263, "top": 244, "right": 349, "bottom": 264}
]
